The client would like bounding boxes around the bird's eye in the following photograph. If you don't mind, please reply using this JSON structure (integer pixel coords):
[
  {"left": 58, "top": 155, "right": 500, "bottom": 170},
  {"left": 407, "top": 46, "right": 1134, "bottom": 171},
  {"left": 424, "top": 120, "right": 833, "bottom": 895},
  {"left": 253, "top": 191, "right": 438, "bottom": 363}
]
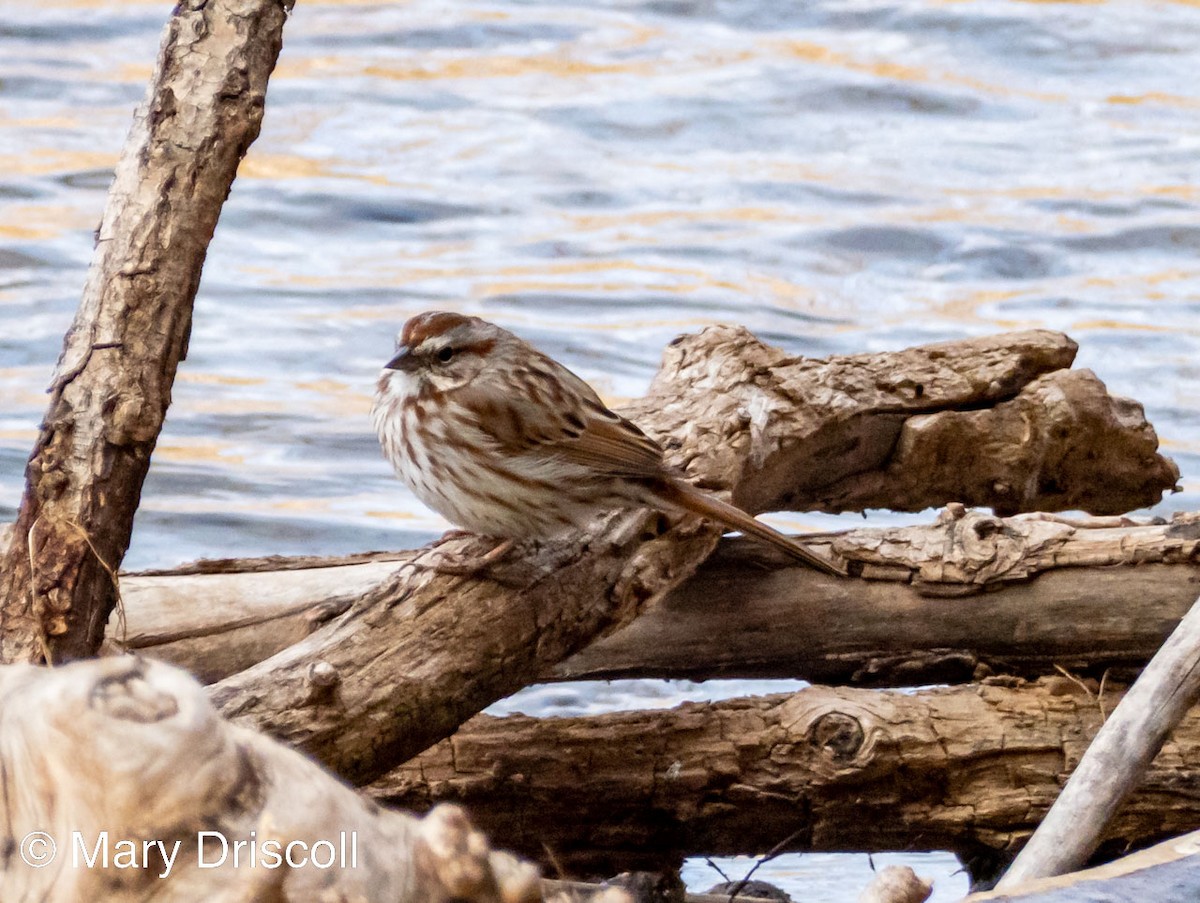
[{"left": 437, "top": 347, "right": 454, "bottom": 363}]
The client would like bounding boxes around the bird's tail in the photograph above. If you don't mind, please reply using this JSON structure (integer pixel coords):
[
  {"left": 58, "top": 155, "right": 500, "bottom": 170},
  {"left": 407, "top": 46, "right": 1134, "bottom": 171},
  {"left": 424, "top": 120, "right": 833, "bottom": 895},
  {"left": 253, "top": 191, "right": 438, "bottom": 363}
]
[{"left": 654, "top": 478, "right": 843, "bottom": 576}]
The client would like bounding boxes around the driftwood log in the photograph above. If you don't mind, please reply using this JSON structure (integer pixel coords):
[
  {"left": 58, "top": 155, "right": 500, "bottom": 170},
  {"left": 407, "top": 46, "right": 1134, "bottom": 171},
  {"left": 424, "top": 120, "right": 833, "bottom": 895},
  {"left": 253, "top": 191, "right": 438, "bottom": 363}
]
[
  {"left": 106, "top": 509, "right": 1200, "bottom": 688},
  {"left": 0, "top": 656, "right": 575, "bottom": 903},
  {"left": 368, "top": 679, "right": 1200, "bottom": 875},
  {"left": 0, "top": 0, "right": 290, "bottom": 665}
]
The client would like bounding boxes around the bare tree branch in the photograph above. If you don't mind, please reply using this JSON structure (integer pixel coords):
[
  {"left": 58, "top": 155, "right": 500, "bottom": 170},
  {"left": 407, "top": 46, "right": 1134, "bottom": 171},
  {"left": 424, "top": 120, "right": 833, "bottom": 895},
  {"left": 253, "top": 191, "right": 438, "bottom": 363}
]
[{"left": 0, "top": 0, "right": 291, "bottom": 664}]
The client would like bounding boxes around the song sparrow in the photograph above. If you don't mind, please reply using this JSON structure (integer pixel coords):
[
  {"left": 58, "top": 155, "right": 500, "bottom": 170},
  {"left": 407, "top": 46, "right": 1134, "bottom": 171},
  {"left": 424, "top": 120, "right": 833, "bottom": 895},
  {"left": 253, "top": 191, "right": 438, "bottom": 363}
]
[{"left": 371, "top": 311, "right": 840, "bottom": 575}]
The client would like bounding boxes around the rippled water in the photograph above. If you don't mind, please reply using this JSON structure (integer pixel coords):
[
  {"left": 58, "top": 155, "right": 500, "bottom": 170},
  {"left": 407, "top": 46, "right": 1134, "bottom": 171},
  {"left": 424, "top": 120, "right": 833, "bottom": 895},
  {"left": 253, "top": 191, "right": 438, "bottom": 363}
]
[{"left": 4, "top": 0, "right": 1200, "bottom": 898}]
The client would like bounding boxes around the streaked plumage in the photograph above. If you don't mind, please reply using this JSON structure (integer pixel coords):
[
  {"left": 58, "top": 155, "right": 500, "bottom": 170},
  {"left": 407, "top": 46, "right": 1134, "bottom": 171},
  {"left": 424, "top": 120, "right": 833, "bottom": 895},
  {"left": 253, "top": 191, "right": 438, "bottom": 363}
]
[{"left": 372, "top": 311, "right": 840, "bottom": 575}]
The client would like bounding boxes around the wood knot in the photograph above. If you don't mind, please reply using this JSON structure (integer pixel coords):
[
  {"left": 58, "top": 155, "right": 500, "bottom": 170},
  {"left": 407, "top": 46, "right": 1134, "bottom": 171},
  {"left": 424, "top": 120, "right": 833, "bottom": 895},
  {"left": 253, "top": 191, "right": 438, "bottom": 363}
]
[
  {"left": 972, "top": 517, "right": 1002, "bottom": 539},
  {"left": 807, "top": 712, "right": 865, "bottom": 762}
]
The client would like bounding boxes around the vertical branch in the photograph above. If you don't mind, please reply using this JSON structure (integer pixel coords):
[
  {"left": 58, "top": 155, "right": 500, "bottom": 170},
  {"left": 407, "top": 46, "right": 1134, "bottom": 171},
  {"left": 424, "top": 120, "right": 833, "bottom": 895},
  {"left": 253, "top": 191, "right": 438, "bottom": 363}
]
[{"left": 0, "top": 0, "right": 293, "bottom": 664}]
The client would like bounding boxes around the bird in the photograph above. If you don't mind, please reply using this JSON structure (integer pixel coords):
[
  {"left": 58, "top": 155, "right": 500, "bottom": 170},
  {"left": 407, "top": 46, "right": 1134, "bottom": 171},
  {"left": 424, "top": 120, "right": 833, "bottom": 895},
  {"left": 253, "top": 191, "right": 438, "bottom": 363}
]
[{"left": 371, "top": 311, "right": 841, "bottom": 575}]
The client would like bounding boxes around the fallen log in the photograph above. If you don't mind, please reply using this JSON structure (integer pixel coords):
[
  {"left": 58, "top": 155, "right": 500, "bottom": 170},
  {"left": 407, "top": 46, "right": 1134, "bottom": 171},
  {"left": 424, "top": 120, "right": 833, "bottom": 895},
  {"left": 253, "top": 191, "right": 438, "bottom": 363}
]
[
  {"left": 0, "top": 656, "right": 562, "bottom": 903},
  {"left": 104, "top": 510, "right": 1200, "bottom": 687},
  {"left": 368, "top": 679, "right": 1200, "bottom": 875},
  {"left": 0, "top": 0, "right": 291, "bottom": 664}
]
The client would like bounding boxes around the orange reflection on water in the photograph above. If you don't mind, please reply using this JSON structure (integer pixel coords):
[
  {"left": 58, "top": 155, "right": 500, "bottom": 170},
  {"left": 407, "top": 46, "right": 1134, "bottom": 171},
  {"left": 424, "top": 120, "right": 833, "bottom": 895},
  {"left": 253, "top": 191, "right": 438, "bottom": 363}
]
[
  {"left": 1070, "top": 319, "right": 1180, "bottom": 334},
  {"left": 0, "top": 204, "right": 102, "bottom": 241},
  {"left": 176, "top": 372, "right": 266, "bottom": 388},
  {"left": 153, "top": 443, "right": 245, "bottom": 466},
  {"left": 239, "top": 153, "right": 389, "bottom": 185},
  {"left": 772, "top": 39, "right": 1067, "bottom": 103},
  {"left": 0, "top": 150, "right": 115, "bottom": 178},
  {"left": 1108, "top": 92, "right": 1199, "bottom": 107},
  {"left": 567, "top": 205, "right": 818, "bottom": 231},
  {"left": 363, "top": 54, "right": 655, "bottom": 83}
]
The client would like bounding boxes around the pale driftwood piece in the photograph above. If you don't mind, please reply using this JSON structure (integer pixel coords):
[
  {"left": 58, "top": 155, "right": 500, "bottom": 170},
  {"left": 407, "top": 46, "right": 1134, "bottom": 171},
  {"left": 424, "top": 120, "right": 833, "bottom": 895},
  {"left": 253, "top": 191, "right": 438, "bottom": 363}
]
[
  {"left": 103, "top": 511, "right": 1200, "bottom": 688},
  {"left": 997, "top": 594, "right": 1200, "bottom": 888},
  {"left": 0, "top": 656, "right": 551, "bottom": 903},
  {"left": 969, "top": 830, "right": 1200, "bottom": 901},
  {"left": 368, "top": 680, "right": 1200, "bottom": 874},
  {"left": 112, "top": 556, "right": 404, "bottom": 684},
  {"left": 857, "top": 867, "right": 933, "bottom": 903},
  {"left": 0, "top": 0, "right": 290, "bottom": 664},
  {"left": 206, "top": 329, "right": 1158, "bottom": 785}
]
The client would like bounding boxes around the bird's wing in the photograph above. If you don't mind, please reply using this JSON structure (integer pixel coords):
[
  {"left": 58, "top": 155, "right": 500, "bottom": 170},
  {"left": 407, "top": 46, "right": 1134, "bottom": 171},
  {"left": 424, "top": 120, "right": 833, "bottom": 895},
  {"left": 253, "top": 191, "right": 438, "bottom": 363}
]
[
  {"left": 455, "top": 353, "right": 666, "bottom": 480},
  {"left": 557, "top": 397, "right": 666, "bottom": 478}
]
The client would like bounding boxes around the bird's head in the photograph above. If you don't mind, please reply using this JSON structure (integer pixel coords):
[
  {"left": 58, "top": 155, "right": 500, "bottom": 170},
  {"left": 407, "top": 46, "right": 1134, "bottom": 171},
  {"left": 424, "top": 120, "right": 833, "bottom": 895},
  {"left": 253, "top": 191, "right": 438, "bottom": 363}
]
[{"left": 379, "top": 310, "right": 502, "bottom": 397}]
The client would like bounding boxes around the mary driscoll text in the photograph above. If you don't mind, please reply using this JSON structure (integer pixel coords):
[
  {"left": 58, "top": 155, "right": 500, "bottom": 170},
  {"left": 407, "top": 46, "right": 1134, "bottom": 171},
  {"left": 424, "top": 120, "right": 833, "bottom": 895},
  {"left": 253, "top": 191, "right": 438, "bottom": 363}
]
[{"left": 19, "top": 829, "right": 359, "bottom": 877}]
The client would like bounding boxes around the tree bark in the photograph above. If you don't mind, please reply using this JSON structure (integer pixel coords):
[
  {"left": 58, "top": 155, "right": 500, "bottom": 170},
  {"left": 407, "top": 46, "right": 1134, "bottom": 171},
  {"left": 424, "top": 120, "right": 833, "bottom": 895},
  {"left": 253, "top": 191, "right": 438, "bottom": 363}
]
[
  {"left": 0, "top": 656, "right": 561, "bottom": 903},
  {"left": 102, "top": 510, "right": 1200, "bottom": 688},
  {"left": 200, "top": 329, "right": 1178, "bottom": 785},
  {"left": 369, "top": 680, "right": 1200, "bottom": 875},
  {"left": 0, "top": 0, "right": 291, "bottom": 664}
]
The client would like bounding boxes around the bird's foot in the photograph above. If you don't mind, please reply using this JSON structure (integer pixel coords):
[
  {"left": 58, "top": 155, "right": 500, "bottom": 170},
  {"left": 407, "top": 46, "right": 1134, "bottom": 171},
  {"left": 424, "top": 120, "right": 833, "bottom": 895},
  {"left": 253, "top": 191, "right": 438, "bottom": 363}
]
[{"left": 426, "top": 536, "right": 518, "bottom": 579}]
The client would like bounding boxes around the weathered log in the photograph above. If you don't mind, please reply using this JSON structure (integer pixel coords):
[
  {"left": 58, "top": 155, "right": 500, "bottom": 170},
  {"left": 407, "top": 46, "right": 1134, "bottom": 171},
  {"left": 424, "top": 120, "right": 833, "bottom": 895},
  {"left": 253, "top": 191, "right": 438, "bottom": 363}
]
[
  {"left": 103, "top": 510, "right": 1200, "bottom": 687},
  {"left": 0, "top": 0, "right": 291, "bottom": 664},
  {"left": 206, "top": 328, "right": 1169, "bottom": 785},
  {"left": 567, "top": 508, "right": 1200, "bottom": 685},
  {"left": 969, "top": 829, "right": 1200, "bottom": 901},
  {"left": 368, "top": 680, "right": 1200, "bottom": 874},
  {"left": 0, "top": 656, "right": 553, "bottom": 903},
  {"left": 998, "top": 593, "right": 1200, "bottom": 887}
]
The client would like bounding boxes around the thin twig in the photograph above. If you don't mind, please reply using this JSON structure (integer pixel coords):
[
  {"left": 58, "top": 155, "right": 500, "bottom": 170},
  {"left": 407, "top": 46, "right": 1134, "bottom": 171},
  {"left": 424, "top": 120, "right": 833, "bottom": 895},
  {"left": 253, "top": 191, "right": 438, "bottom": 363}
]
[
  {"left": 704, "top": 858, "right": 731, "bottom": 884},
  {"left": 1053, "top": 664, "right": 1096, "bottom": 699},
  {"left": 1098, "top": 667, "right": 1111, "bottom": 721},
  {"left": 726, "top": 827, "right": 806, "bottom": 900},
  {"left": 25, "top": 514, "right": 128, "bottom": 663}
]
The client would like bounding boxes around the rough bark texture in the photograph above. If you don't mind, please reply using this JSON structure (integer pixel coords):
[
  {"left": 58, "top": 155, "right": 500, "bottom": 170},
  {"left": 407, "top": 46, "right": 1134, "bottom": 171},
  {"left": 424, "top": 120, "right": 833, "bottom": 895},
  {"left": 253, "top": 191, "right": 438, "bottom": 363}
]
[
  {"left": 201, "top": 329, "right": 1178, "bottom": 786},
  {"left": 616, "top": 329, "right": 1175, "bottom": 518},
  {"left": 0, "top": 657, "right": 560, "bottom": 903},
  {"left": 101, "top": 511, "right": 1200, "bottom": 688},
  {"left": 0, "top": 0, "right": 290, "bottom": 664},
  {"left": 369, "top": 681, "right": 1200, "bottom": 875}
]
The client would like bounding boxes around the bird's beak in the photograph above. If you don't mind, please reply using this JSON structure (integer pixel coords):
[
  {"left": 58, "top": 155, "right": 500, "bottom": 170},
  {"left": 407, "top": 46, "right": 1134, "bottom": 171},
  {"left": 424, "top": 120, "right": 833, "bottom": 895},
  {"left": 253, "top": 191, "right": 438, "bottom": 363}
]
[{"left": 384, "top": 347, "right": 417, "bottom": 372}]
